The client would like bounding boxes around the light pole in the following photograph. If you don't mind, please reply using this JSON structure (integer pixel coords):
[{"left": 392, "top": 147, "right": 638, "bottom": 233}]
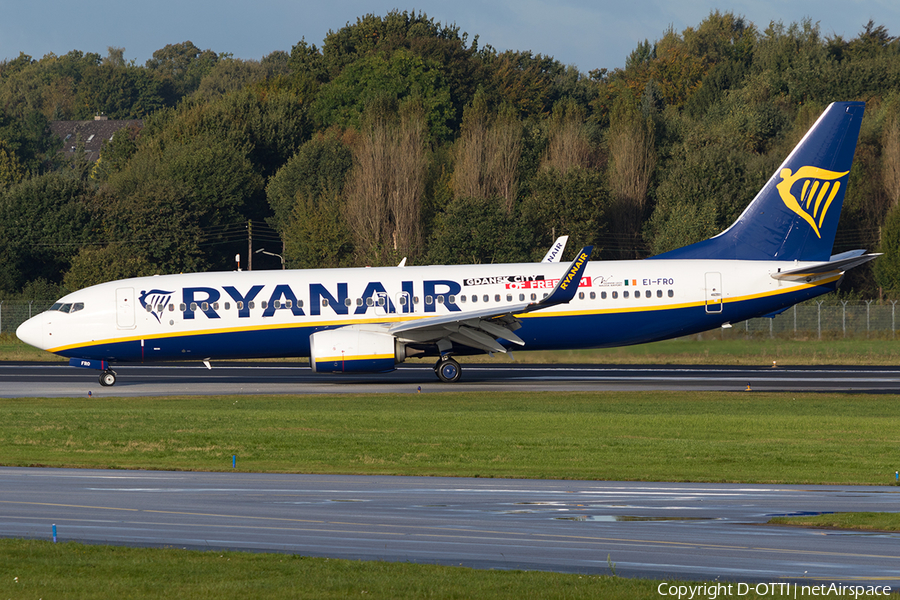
[{"left": 255, "top": 247, "right": 285, "bottom": 270}]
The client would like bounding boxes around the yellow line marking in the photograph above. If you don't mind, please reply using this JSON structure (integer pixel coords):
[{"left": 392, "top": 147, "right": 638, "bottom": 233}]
[{"left": 0, "top": 500, "right": 137, "bottom": 512}]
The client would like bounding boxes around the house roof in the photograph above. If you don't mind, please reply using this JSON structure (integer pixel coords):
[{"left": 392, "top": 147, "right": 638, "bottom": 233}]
[{"left": 50, "top": 117, "right": 143, "bottom": 162}]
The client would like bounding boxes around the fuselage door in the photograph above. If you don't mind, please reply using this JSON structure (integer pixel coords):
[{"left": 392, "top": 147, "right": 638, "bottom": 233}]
[
  {"left": 373, "top": 291, "right": 393, "bottom": 316},
  {"left": 704, "top": 272, "right": 723, "bottom": 313},
  {"left": 116, "top": 287, "right": 136, "bottom": 329}
]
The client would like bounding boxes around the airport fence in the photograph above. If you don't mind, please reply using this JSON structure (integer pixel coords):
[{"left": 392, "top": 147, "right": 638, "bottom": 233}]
[
  {"left": 1, "top": 302, "right": 53, "bottom": 336},
  {"left": 2, "top": 300, "right": 900, "bottom": 339}
]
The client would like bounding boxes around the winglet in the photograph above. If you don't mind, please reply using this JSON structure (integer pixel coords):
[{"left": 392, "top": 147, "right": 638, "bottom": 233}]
[
  {"left": 536, "top": 246, "right": 593, "bottom": 308},
  {"left": 541, "top": 236, "right": 569, "bottom": 263}
]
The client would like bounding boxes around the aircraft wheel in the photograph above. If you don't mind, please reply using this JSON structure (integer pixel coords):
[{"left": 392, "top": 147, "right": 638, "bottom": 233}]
[
  {"left": 434, "top": 358, "right": 461, "bottom": 383},
  {"left": 99, "top": 370, "right": 117, "bottom": 387}
]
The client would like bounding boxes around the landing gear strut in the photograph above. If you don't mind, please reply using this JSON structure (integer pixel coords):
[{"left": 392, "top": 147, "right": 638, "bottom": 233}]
[
  {"left": 434, "top": 356, "right": 461, "bottom": 383},
  {"left": 99, "top": 369, "right": 117, "bottom": 387}
]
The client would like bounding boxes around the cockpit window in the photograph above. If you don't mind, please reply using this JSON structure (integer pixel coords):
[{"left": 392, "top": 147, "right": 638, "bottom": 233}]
[{"left": 49, "top": 302, "right": 84, "bottom": 314}]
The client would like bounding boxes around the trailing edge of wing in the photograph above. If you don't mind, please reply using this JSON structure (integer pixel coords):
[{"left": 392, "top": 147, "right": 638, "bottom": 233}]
[
  {"left": 770, "top": 252, "right": 880, "bottom": 282},
  {"left": 388, "top": 247, "right": 593, "bottom": 349}
]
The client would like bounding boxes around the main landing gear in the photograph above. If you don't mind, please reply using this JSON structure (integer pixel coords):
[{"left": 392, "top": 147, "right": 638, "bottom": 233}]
[
  {"left": 99, "top": 368, "right": 117, "bottom": 387},
  {"left": 434, "top": 356, "right": 461, "bottom": 383}
]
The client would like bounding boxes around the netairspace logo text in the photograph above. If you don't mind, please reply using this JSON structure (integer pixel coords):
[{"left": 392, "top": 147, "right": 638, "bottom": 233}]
[{"left": 657, "top": 582, "right": 893, "bottom": 599}]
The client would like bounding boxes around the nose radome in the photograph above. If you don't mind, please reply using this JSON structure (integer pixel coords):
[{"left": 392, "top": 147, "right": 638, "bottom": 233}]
[{"left": 16, "top": 316, "right": 45, "bottom": 350}]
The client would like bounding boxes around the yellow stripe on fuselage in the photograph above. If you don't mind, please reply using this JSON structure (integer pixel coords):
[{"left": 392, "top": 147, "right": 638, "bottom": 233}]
[{"left": 314, "top": 353, "right": 394, "bottom": 363}]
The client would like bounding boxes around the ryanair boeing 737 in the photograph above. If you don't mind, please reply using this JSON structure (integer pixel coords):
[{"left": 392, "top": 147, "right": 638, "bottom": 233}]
[{"left": 17, "top": 102, "right": 877, "bottom": 385}]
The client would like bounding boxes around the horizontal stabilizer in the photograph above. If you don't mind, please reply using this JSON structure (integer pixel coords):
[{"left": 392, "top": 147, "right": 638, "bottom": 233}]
[{"left": 770, "top": 253, "right": 880, "bottom": 282}]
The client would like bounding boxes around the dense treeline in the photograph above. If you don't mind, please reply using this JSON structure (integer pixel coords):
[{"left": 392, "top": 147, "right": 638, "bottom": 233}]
[{"left": 1, "top": 11, "right": 900, "bottom": 305}]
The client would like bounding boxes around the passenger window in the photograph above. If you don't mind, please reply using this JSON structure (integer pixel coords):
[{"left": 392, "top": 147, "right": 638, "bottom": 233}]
[
  {"left": 274, "top": 301, "right": 281, "bottom": 309},
  {"left": 168, "top": 304, "right": 175, "bottom": 312},
  {"left": 460, "top": 295, "right": 466, "bottom": 303},
  {"left": 261, "top": 301, "right": 268, "bottom": 309},
  {"left": 578, "top": 292, "right": 584, "bottom": 300},
  {"left": 366, "top": 297, "right": 374, "bottom": 306},
  {"left": 449, "top": 295, "right": 456, "bottom": 304},
  {"left": 494, "top": 294, "right": 500, "bottom": 302},
  {"left": 378, "top": 297, "right": 386, "bottom": 306},
  {"left": 426, "top": 295, "right": 433, "bottom": 305},
  {"left": 668, "top": 290, "right": 674, "bottom": 298},
  {"left": 437, "top": 295, "right": 444, "bottom": 304},
  {"left": 601, "top": 291, "right": 607, "bottom": 299},
  {"left": 657, "top": 290, "right": 662, "bottom": 298},
  {"left": 531, "top": 293, "right": 537, "bottom": 301},
  {"left": 483, "top": 295, "right": 489, "bottom": 302},
  {"left": 611, "top": 292, "right": 618, "bottom": 299},
  {"left": 321, "top": 299, "right": 328, "bottom": 307},
  {"left": 623, "top": 291, "right": 629, "bottom": 299},
  {"left": 519, "top": 294, "right": 525, "bottom": 301},
  {"left": 343, "top": 298, "right": 351, "bottom": 307},
  {"left": 471, "top": 295, "right": 478, "bottom": 303},
  {"left": 180, "top": 303, "right": 187, "bottom": 311},
  {"left": 224, "top": 302, "right": 230, "bottom": 310},
  {"left": 248, "top": 302, "right": 255, "bottom": 309},
  {"left": 145, "top": 304, "right": 153, "bottom": 312},
  {"left": 356, "top": 298, "right": 363, "bottom": 306},
  {"left": 506, "top": 294, "right": 512, "bottom": 302},
  {"left": 190, "top": 302, "right": 198, "bottom": 311},
  {"left": 399, "top": 296, "right": 408, "bottom": 306},
  {"left": 413, "top": 296, "right": 420, "bottom": 304},
  {"left": 590, "top": 292, "right": 596, "bottom": 300},
  {"left": 237, "top": 301, "right": 244, "bottom": 310}
]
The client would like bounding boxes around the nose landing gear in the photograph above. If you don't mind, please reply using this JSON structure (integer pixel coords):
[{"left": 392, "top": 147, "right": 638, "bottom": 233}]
[{"left": 99, "top": 369, "right": 117, "bottom": 387}]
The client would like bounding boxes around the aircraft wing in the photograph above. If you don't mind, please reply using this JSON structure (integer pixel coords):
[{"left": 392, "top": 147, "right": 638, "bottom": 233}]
[
  {"left": 388, "top": 247, "right": 593, "bottom": 353},
  {"left": 770, "top": 252, "right": 880, "bottom": 282}
]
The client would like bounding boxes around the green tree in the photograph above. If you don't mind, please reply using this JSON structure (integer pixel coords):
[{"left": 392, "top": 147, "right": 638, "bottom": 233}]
[
  {"left": 0, "top": 109, "right": 60, "bottom": 174},
  {"left": 520, "top": 167, "right": 607, "bottom": 260},
  {"left": 0, "top": 174, "right": 93, "bottom": 292},
  {"left": 145, "top": 41, "right": 219, "bottom": 98},
  {"left": 875, "top": 204, "right": 900, "bottom": 295},
  {"left": 63, "top": 245, "right": 159, "bottom": 291},
  {"left": 0, "top": 139, "right": 25, "bottom": 187},
  {"left": 105, "top": 134, "right": 264, "bottom": 272},
  {"left": 311, "top": 48, "right": 454, "bottom": 141},
  {"left": 427, "top": 196, "right": 528, "bottom": 264},
  {"left": 282, "top": 191, "right": 354, "bottom": 269},
  {"left": 266, "top": 129, "right": 354, "bottom": 233}
]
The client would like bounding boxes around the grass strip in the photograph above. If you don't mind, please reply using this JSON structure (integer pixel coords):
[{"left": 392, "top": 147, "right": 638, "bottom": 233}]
[
  {"left": 3, "top": 391, "right": 900, "bottom": 485},
  {"left": 0, "top": 539, "right": 848, "bottom": 600},
  {"left": 768, "top": 512, "right": 900, "bottom": 531}
]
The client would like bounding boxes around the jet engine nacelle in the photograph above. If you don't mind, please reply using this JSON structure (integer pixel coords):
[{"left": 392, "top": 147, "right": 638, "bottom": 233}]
[{"left": 309, "top": 329, "right": 405, "bottom": 373}]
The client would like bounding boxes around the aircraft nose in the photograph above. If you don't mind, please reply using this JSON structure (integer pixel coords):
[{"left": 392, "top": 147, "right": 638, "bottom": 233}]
[{"left": 16, "top": 315, "right": 45, "bottom": 350}]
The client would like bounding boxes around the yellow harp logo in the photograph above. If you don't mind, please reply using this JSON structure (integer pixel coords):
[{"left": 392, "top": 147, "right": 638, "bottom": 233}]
[{"left": 776, "top": 166, "right": 848, "bottom": 239}]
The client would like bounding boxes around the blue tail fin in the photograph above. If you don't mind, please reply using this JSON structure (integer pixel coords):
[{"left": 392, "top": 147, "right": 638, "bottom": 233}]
[{"left": 651, "top": 101, "right": 865, "bottom": 262}]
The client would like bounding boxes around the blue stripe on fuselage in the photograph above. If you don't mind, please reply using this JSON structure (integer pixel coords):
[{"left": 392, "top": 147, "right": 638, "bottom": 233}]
[{"left": 57, "top": 281, "right": 835, "bottom": 363}]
